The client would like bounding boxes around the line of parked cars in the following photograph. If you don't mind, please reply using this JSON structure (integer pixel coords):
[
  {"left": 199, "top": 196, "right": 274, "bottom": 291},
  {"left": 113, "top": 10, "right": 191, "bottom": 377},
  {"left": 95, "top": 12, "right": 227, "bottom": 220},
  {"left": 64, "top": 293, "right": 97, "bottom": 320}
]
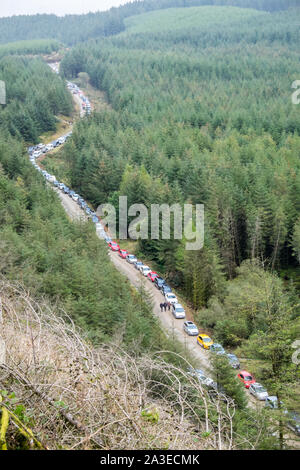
[
  {"left": 67, "top": 81, "right": 91, "bottom": 115},
  {"left": 34, "top": 68, "right": 299, "bottom": 436},
  {"left": 104, "top": 240, "right": 300, "bottom": 420}
]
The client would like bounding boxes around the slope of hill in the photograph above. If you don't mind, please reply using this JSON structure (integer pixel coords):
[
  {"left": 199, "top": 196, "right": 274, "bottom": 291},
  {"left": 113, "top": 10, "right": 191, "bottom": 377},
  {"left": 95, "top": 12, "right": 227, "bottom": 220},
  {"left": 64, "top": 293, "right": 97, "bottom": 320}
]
[
  {"left": 0, "top": 280, "right": 228, "bottom": 450},
  {"left": 122, "top": 6, "right": 266, "bottom": 35},
  {"left": 0, "top": 0, "right": 296, "bottom": 45}
]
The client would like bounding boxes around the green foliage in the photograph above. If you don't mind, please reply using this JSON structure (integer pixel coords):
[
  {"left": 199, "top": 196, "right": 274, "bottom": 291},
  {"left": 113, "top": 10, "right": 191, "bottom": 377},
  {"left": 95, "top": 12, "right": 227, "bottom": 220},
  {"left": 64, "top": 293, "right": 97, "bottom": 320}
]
[
  {"left": 0, "top": 57, "right": 185, "bottom": 358},
  {"left": 122, "top": 5, "right": 265, "bottom": 35},
  {"left": 0, "top": 56, "right": 72, "bottom": 142},
  {"left": 0, "top": 1, "right": 296, "bottom": 45},
  {"left": 0, "top": 39, "right": 62, "bottom": 58},
  {"left": 211, "top": 354, "right": 247, "bottom": 409},
  {"left": 58, "top": 6, "right": 300, "bottom": 304}
]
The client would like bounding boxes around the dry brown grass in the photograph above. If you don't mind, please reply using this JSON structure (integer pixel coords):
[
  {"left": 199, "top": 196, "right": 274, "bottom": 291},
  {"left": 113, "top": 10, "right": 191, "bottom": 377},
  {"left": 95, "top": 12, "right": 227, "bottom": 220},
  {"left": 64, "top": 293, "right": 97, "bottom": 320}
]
[{"left": 0, "top": 279, "right": 239, "bottom": 450}]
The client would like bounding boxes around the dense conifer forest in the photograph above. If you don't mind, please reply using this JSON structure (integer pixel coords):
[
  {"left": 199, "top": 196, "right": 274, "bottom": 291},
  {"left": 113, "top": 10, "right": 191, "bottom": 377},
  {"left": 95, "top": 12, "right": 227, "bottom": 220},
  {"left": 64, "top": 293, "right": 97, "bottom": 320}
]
[
  {"left": 0, "top": 0, "right": 297, "bottom": 45},
  {"left": 0, "top": 0, "right": 299, "bottom": 451},
  {"left": 56, "top": 6, "right": 300, "bottom": 383}
]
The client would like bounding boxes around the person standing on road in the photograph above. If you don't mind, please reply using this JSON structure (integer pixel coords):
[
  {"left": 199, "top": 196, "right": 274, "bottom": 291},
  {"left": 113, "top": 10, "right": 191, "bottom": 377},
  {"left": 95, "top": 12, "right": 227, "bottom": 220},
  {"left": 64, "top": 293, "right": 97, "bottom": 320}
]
[
  {"left": 167, "top": 302, "right": 171, "bottom": 311},
  {"left": 163, "top": 302, "right": 167, "bottom": 312},
  {"left": 160, "top": 303, "right": 163, "bottom": 312}
]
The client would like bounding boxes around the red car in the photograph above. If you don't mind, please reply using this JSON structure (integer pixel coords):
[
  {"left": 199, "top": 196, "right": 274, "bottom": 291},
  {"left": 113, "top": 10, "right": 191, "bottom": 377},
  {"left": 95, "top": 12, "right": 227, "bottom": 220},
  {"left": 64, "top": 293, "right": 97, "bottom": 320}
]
[
  {"left": 119, "top": 249, "right": 128, "bottom": 259},
  {"left": 237, "top": 370, "right": 256, "bottom": 389},
  {"left": 109, "top": 241, "right": 120, "bottom": 252},
  {"left": 147, "top": 271, "right": 158, "bottom": 282}
]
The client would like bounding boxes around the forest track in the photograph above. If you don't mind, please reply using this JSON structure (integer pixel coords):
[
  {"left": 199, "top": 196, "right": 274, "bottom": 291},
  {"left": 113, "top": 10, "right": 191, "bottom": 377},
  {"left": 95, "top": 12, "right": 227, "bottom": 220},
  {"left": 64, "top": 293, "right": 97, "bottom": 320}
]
[{"left": 40, "top": 62, "right": 270, "bottom": 414}]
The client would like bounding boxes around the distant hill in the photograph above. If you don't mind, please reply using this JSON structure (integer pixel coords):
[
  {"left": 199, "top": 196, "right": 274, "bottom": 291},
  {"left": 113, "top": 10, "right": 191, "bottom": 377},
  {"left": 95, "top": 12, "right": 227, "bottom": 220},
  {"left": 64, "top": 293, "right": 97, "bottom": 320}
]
[
  {"left": 122, "top": 6, "right": 267, "bottom": 35},
  {"left": 0, "top": 0, "right": 296, "bottom": 46}
]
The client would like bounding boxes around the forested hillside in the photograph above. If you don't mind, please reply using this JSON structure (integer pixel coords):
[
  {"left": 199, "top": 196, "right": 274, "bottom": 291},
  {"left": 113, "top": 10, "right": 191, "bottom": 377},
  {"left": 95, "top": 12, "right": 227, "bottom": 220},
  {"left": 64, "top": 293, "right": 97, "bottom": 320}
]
[
  {"left": 0, "top": 57, "right": 179, "bottom": 354},
  {"left": 0, "top": 0, "right": 296, "bottom": 45},
  {"left": 57, "top": 5, "right": 300, "bottom": 386},
  {"left": 0, "top": 49, "right": 280, "bottom": 452},
  {"left": 0, "top": 39, "right": 62, "bottom": 59},
  {"left": 0, "top": 57, "right": 72, "bottom": 142}
]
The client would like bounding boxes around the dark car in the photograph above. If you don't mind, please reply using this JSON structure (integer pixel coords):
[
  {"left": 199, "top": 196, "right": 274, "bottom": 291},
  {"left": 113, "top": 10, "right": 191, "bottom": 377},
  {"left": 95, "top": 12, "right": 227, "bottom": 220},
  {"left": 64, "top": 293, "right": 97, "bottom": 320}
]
[
  {"left": 161, "top": 284, "right": 172, "bottom": 295},
  {"left": 154, "top": 277, "right": 166, "bottom": 289}
]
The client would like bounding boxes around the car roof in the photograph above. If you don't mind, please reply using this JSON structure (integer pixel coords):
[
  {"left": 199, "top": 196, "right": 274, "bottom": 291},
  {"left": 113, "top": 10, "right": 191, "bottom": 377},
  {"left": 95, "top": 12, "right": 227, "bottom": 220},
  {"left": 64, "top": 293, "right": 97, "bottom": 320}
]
[
  {"left": 240, "top": 370, "right": 252, "bottom": 376},
  {"left": 199, "top": 334, "right": 210, "bottom": 338}
]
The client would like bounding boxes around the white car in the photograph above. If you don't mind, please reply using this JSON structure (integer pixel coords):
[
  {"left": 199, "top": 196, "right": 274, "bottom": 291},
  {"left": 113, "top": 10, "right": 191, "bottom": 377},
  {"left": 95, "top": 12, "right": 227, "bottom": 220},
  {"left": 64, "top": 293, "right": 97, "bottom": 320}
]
[
  {"left": 140, "top": 266, "right": 151, "bottom": 277},
  {"left": 183, "top": 320, "right": 198, "bottom": 335},
  {"left": 203, "top": 377, "right": 214, "bottom": 387},
  {"left": 72, "top": 193, "right": 79, "bottom": 202},
  {"left": 249, "top": 383, "right": 268, "bottom": 401},
  {"left": 165, "top": 293, "right": 178, "bottom": 305}
]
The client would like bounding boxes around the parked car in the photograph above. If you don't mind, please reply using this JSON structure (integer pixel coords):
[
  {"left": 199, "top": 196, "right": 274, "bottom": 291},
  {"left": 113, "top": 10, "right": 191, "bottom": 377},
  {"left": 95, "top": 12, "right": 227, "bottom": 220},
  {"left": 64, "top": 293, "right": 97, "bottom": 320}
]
[
  {"left": 147, "top": 271, "right": 158, "bottom": 282},
  {"left": 72, "top": 193, "right": 79, "bottom": 202},
  {"left": 165, "top": 292, "right": 178, "bottom": 305},
  {"left": 140, "top": 265, "right": 151, "bottom": 277},
  {"left": 202, "top": 377, "right": 215, "bottom": 388},
  {"left": 197, "top": 334, "right": 213, "bottom": 350},
  {"left": 237, "top": 370, "right": 256, "bottom": 389},
  {"left": 134, "top": 261, "right": 144, "bottom": 270},
  {"left": 187, "top": 368, "right": 207, "bottom": 384},
  {"left": 119, "top": 249, "right": 128, "bottom": 259},
  {"left": 109, "top": 242, "right": 120, "bottom": 252},
  {"left": 249, "top": 383, "right": 268, "bottom": 401},
  {"left": 227, "top": 353, "right": 240, "bottom": 369},
  {"left": 286, "top": 411, "right": 300, "bottom": 437},
  {"left": 161, "top": 284, "right": 172, "bottom": 295},
  {"left": 210, "top": 343, "right": 225, "bottom": 355},
  {"left": 92, "top": 216, "right": 99, "bottom": 224},
  {"left": 265, "top": 396, "right": 283, "bottom": 409},
  {"left": 126, "top": 254, "right": 138, "bottom": 264},
  {"left": 154, "top": 277, "right": 166, "bottom": 289},
  {"left": 171, "top": 303, "right": 185, "bottom": 319},
  {"left": 183, "top": 320, "right": 198, "bottom": 335}
]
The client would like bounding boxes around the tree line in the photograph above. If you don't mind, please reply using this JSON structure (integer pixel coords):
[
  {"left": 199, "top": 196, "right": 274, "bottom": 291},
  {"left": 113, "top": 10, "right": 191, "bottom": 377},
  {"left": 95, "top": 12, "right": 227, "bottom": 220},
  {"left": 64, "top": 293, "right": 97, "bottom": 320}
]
[
  {"left": 0, "top": 0, "right": 296, "bottom": 46},
  {"left": 57, "top": 6, "right": 300, "bottom": 410},
  {"left": 0, "top": 56, "right": 183, "bottom": 358}
]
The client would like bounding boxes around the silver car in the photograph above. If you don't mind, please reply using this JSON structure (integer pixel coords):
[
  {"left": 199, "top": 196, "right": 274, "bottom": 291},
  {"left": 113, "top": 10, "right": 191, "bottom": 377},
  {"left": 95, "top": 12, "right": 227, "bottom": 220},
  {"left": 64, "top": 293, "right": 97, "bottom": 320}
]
[
  {"left": 172, "top": 303, "right": 185, "bottom": 319},
  {"left": 249, "top": 383, "right": 268, "bottom": 401},
  {"left": 183, "top": 321, "right": 199, "bottom": 336},
  {"left": 126, "top": 254, "right": 138, "bottom": 264}
]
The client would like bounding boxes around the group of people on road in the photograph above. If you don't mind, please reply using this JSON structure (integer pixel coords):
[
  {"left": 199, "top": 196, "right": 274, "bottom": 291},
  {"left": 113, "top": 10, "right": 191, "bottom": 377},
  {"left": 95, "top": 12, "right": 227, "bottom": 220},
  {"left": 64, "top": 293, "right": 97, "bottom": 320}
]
[{"left": 160, "top": 302, "right": 171, "bottom": 312}]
